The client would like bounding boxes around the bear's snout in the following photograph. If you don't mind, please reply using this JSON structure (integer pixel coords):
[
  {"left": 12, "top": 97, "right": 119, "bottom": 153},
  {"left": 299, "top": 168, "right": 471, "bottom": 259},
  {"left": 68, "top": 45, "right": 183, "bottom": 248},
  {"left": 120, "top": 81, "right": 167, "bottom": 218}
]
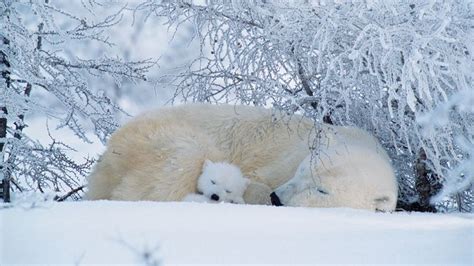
[
  {"left": 211, "top": 194, "right": 220, "bottom": 201},
  {"left": 270, "top": 192, "right": 283, "bottom": 206}
]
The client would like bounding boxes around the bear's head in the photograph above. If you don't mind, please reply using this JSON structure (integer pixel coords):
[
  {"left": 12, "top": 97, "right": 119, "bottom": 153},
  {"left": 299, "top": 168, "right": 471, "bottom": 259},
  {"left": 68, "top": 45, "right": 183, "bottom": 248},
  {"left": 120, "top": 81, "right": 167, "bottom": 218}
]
[
  {"left": 197, "top": 160, "right": 250, "bottom": 204},
  {"left": 270, "top": 150, "right": 398, "bottom": 212}
]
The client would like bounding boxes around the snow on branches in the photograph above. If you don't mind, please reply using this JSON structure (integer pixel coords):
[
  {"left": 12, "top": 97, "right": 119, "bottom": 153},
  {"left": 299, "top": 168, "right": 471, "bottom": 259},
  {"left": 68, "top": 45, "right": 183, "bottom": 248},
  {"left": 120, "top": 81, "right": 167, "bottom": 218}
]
[
  {"left": 140, "top": 0, "right": 473, "bottom": 212},
  {"left": 1, "top": 0, "right": 154, "bottom": 199}
]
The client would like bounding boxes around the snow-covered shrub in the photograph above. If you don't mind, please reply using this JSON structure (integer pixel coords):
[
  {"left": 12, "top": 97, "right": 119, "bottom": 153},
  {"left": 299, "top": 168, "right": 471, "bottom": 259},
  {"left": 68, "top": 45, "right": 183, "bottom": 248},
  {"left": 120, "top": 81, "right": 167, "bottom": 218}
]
[
  {"left": 0, "top": 0, "right": 154, "bottom": 200},
  {"left": 140, "top": 0, "right": 473, "bottom": 211},
  {"left": 419, "top": 88, "right": 474, "bottom": 211}
]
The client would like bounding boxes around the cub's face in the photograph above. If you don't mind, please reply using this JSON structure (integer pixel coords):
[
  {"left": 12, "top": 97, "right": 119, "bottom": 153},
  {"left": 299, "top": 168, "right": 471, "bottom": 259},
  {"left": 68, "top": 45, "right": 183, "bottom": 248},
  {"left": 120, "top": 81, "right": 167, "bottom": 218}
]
[{"left": 197, "top": 160, "right": 249, "bottom": 204}]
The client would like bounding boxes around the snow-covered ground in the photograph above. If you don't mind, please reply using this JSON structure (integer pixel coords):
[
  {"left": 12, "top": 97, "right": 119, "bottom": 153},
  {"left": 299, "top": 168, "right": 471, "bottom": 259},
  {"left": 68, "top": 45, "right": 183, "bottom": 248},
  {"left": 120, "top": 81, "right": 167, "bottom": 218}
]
[
  {"left": 1, "top": 201, "right": 472, "bottom": 265},
  {"left": 2, "top": 3, "right": 472, "bottom": 265}
]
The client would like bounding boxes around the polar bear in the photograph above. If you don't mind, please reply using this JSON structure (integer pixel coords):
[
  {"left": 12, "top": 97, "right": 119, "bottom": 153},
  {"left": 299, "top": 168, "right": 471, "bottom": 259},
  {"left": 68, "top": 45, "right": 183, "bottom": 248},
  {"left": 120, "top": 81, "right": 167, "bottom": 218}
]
[
  {"left": 86, "top": 104, "right": 397, "bottom": 211},
  {"left": 183, "top": 160, "right": 250, "bottom": 204}
]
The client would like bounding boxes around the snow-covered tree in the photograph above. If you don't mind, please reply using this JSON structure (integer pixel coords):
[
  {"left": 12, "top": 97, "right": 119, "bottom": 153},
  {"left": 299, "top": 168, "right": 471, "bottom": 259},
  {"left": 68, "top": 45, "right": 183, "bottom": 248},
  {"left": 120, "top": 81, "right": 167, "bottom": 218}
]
[
  {"left": 0, "top": 0, "right": 154, "bottom": 201},
  {"left": 139, "top": 0, "right": 473, "bottom": 212},
  {"left": 53, "top": 0, "right": 199, "bottom": 116}
]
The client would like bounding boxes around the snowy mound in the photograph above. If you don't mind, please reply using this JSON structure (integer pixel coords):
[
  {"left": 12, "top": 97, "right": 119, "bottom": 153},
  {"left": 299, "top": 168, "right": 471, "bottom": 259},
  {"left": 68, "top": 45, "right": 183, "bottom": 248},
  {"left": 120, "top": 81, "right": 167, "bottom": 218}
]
[{"left": 1, "top": 201, "right": 472, "bottom": 265}]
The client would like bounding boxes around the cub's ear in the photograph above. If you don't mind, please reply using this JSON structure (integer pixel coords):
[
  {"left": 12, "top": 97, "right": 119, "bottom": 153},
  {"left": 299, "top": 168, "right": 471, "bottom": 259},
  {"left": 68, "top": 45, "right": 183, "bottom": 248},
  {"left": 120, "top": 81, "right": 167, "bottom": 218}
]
[{"left": 203, "top": 159, "right": 213, "bottom": 168}]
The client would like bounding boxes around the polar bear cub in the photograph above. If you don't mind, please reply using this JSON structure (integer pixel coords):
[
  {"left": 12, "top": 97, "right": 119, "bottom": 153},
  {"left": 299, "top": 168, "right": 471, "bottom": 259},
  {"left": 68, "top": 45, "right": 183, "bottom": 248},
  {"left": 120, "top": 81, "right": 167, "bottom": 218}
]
[{"left": 183, "top": 160, "right": 250, "bottom": 204}]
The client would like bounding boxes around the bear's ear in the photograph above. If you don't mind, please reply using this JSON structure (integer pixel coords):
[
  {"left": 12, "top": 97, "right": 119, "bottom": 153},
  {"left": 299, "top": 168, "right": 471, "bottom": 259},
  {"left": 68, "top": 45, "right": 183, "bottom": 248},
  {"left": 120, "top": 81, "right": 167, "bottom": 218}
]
[
  {"left": 203, "top": 159, "right": 213, "bottom": 168},
  {"left": 243, "top": 177, "right": 251, "bottom": 187}
]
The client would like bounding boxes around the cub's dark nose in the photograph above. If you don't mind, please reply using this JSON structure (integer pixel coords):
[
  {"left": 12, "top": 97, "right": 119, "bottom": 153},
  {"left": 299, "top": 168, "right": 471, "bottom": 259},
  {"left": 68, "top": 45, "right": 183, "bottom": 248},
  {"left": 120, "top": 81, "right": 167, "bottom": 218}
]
[
  {"left": 270, "top": 192, "right": 283, "bottom": 206},
  {"left": 211, "top": 194, "right": 219, "bottom": 201}
]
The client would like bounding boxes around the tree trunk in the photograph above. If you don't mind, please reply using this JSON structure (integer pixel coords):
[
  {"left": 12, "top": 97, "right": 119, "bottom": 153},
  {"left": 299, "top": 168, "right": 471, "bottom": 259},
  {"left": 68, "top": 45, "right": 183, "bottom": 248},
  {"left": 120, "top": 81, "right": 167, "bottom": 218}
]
[
  {"left": 1, "top": 36, "right": 11, "bottom": 202},
  {"left": 0, "top": 112, "right": 8, "bottom": 202},
  {"left": 397, "top": 148, "right": 443, "bottom": 212}
]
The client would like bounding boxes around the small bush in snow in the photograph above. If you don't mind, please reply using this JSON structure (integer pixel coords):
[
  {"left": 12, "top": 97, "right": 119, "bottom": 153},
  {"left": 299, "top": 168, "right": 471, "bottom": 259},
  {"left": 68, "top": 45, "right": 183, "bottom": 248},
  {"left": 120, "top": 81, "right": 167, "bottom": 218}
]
[{"left": 0, "top": 1, "right": 153, "bottom": 200}]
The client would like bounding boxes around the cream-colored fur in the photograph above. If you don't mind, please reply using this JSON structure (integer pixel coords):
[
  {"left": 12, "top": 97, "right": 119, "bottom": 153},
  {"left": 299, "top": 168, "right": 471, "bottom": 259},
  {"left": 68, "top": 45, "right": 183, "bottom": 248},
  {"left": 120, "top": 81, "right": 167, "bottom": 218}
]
[
  {"left": 86, "top": 104, "right": 397, "bottom": 211},
  {"left": 273, "top": 126, "right": 398, "bottom": 211}
]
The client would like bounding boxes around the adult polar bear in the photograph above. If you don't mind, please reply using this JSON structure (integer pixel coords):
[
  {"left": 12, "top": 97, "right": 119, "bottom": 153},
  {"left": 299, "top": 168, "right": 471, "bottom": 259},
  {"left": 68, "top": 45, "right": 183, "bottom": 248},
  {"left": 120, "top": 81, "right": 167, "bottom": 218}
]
[{"left": 86, "top": 104, "right": 398, "bottom": 211}]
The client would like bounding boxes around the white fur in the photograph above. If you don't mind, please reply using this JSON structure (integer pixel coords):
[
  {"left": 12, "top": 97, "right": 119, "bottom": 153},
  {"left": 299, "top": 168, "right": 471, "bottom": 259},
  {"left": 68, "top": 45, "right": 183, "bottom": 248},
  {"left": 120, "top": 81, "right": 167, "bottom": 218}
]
[
  {"left": 273, "top": 126, "right": 398, "bottom": 212},
  {"left": 184, "top": 160, "right": 249, "bottom": 204},
  {"left": 86, "top": 104, "right": 398, "bottom": 211}
]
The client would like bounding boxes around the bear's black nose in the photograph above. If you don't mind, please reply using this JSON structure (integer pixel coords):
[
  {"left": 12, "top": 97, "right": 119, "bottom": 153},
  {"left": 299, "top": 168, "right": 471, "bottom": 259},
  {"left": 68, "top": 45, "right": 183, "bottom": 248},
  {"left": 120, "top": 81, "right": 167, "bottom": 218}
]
[
  {"left": 270, "top": 192, "right": 283, "bottom": 206},
  {"left": 211, "top": 194, "right": 219, "bottom": 201}
]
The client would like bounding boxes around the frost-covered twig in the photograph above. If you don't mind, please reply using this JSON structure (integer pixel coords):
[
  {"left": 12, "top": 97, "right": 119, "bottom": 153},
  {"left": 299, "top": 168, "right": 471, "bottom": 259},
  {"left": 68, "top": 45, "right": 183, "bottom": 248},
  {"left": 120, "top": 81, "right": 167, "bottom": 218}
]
[
  {"left": 54, "top": 185, "right": 86, "bottom": 202},
  {"left": 114, "top": 236, "right": 162, "bottom": 266}
]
